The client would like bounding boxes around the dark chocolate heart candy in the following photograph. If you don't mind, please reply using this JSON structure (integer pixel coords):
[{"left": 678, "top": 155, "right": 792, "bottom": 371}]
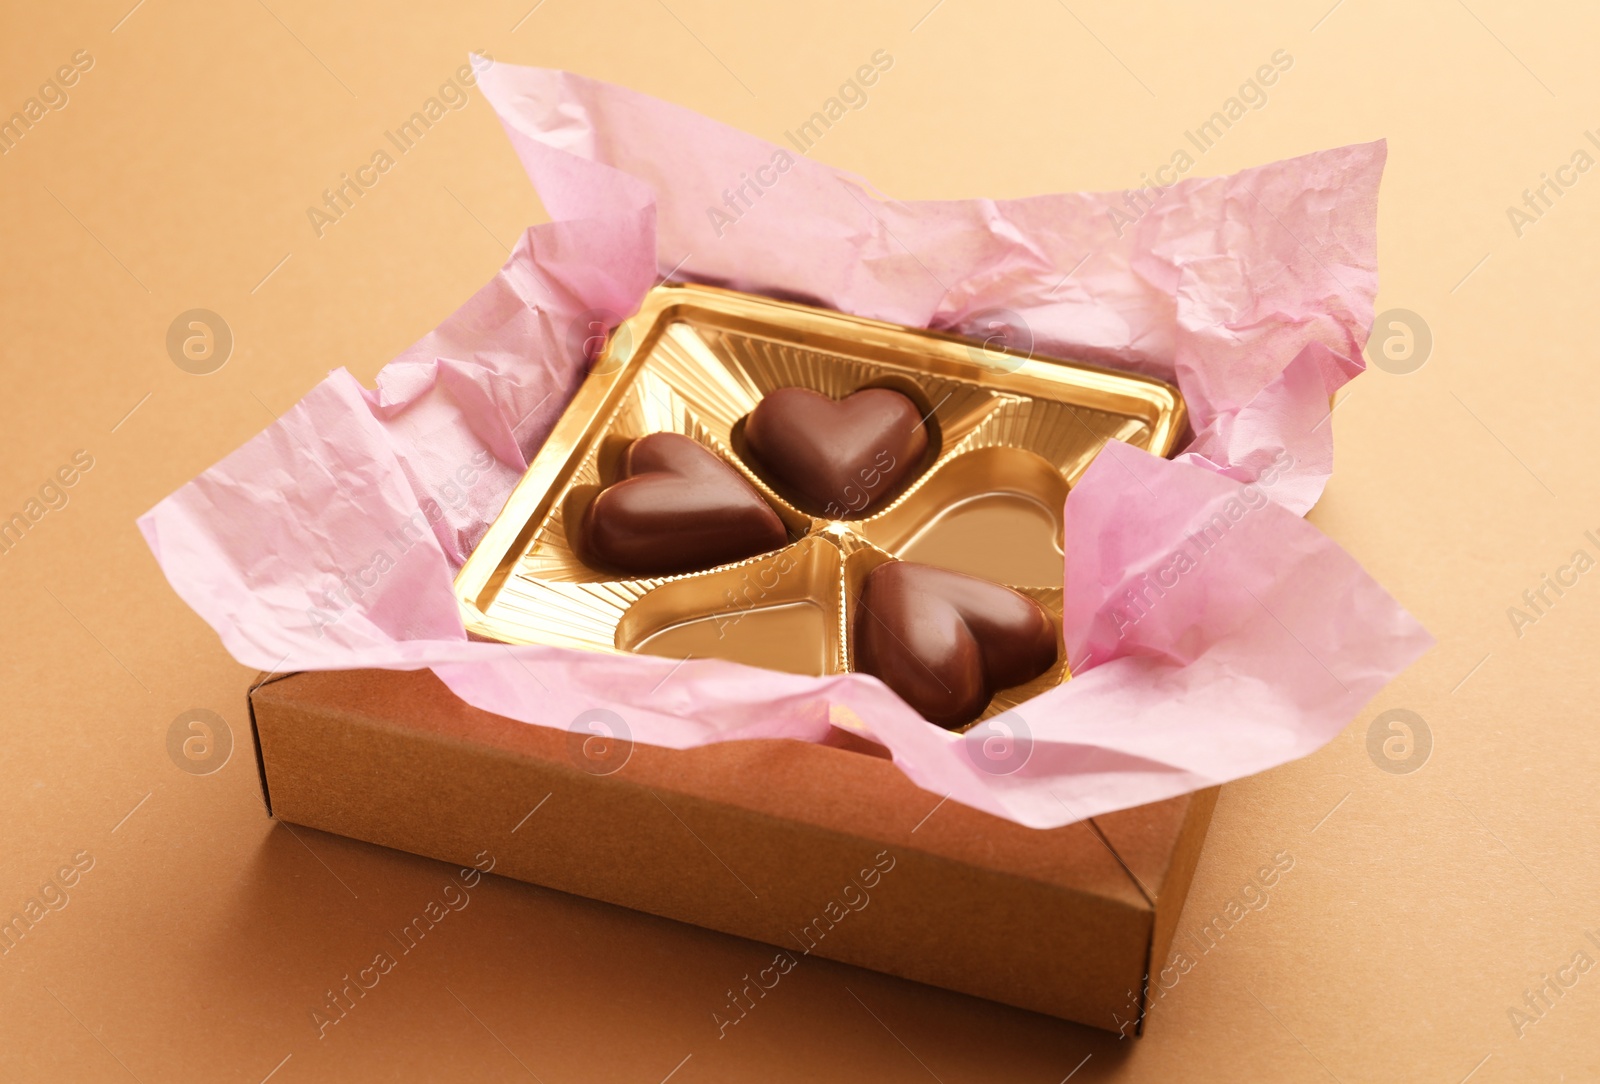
[
  {"left": 580, "top": 433, "right": 787, "bottom": 576},
  {"left": 854, "top": 561, "right": 1057, "bottom": 729},
  {"left": 743, "top": 387, "right": 929, "bottom": 518}
]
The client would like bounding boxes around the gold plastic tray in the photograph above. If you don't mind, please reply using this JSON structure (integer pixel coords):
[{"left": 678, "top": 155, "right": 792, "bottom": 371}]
[{"left": 454, "top": 283, "right": 1185, "bottom": 725}]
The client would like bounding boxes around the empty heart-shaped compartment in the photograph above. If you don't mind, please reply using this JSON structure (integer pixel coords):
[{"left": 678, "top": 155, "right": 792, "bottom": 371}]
[
  {"left": 859, "top": 446, "right": 1069, "bottom": 588},
  {"left": 616, "top": 533, "right": 846, "bottom": 676}
]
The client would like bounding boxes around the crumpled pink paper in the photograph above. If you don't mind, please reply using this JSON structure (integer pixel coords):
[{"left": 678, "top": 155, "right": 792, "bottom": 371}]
[{"left": 139, "top": 61, "right": 1432, "bottom": 829}]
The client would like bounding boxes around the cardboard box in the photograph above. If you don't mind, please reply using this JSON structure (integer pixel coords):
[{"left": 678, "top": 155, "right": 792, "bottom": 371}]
[{"left": 248, "top": 667, "right": 1216, "bottom": 1034}]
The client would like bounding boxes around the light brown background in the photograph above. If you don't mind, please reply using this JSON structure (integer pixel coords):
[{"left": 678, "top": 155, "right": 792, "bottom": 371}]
[{"left": 2, "top": 1, "right": 1596, "bottom": 1080}]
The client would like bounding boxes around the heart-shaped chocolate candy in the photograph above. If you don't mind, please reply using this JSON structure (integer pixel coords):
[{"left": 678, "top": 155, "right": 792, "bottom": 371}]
[
  {"left": 580, "top": 433, "right": 787, "bottom": 576},
  {"left": 854, "top": 561, "right": 1057, "bottom": 729},
  {"left": 743, "top": 387, "right": 929, "bottom": 518}
]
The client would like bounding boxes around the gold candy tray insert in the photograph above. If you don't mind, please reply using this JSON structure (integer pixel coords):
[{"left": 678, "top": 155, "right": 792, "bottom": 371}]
[{"left": 453, "top": 284, "right": 1185, "bottom": 725}]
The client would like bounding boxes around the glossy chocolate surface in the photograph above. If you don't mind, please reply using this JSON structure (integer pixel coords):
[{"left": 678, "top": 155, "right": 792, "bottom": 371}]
[
  {"left": 743, "top": 387, "right": 929, "bottom": 518},
  {"left": 854, "top": 561, "right": 1058, "bottom": 729},
  {"left": 579, "top": 433, "right": 788, "bottom": 576}
]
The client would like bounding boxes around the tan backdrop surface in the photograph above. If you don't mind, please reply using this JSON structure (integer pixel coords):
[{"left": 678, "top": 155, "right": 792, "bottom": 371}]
[{"left": 2, "top": 1, "right": 1596, "bottom": 1080}]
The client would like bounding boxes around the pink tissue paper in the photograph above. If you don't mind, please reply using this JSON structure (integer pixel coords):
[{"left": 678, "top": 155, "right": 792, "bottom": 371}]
[{"left": 139, "top": 60, "right": 1433, "bottom": 829}]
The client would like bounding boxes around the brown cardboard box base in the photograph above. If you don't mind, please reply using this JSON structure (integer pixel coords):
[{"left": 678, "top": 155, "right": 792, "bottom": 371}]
[{"left": 249, "top": 668, "right": 1216, "bottom": 1035}]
